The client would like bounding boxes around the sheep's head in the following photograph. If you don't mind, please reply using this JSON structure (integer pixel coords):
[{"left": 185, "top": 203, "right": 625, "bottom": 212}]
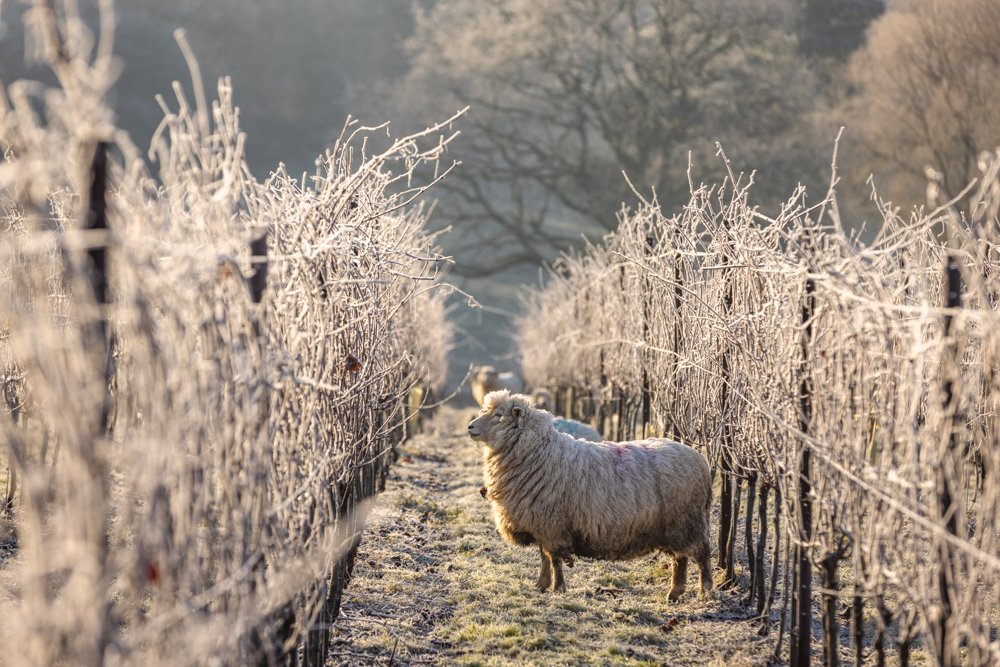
[
  {"left": 473, "top": 365, "right": 498, "bottom": 386},
  {"left": 531, "top": 389, "right": 552, "bottom": 410},
  {"left": 468, "top": 390, "right": 532, "bottom": 447}
]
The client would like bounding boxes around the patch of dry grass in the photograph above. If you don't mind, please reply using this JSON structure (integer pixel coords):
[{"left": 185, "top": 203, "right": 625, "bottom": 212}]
[{"left": 331, "top": 407, "right": 773, "bottom": 666}]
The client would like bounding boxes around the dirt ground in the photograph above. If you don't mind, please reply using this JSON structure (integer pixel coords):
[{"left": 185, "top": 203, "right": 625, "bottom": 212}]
[{"left": 330, "top": 405, "right": 776, "bottom": 666}]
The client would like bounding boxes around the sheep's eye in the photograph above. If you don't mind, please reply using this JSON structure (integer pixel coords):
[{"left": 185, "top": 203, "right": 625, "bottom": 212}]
[{"left": 493, "top": 412, "right": 502, "bottom": 420}]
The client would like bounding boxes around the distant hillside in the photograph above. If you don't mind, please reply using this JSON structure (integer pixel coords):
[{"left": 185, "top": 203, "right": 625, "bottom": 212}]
[{"left": 0, "top": 0, "right": 427, "bottom": 177}]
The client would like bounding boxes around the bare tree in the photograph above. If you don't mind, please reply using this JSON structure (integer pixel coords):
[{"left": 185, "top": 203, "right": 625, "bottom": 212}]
[
  {"left": 796, "top": 0, "right": 884, "bottom": 61},
  {"left": 846, "top": 0, "right": 1000, "bottom": 209},
  {"left": 397, "top": 0, "right": 820, "bottom": 275}
]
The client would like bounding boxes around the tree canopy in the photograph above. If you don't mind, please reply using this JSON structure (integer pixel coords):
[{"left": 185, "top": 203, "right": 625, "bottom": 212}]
[
  {"left": 846, "top": 0, "right": 1000, "bottom": 209},
  {"left": 396, "top": 0, "right": 822, "bottom": 274}
]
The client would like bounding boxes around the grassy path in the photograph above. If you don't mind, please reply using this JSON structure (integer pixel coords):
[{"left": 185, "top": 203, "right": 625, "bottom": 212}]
[{"left": 331, "top": 406, "right": 775, "bottom": 666}]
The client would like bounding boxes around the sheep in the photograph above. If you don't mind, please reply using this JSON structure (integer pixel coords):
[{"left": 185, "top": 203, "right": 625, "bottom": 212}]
[
  {"left": 475, "top": 415, "right": 600, "bottom": 500},
  {"left": 468, "top": 390, "right": 713, "bottom": 601},
  {"left": 530, "top": 388, "right": 552, "bottom": 410},
  {"left": 551, "top": 416, "right": 602, "bottom": 442},
  {"left": 477, "top": 416, "right": 600, "bottom": 501},
  {"left": 470, "top": 365, "right": 524, "bottom": 406},
  {"left": 526, "top": 390, "right": 603, "bottom": 440}
]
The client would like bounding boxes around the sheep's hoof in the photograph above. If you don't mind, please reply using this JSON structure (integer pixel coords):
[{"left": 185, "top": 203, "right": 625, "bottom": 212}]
[
  {"left": 668, "top": 586, "right": 686, "bottom": 602},
  {"left": 536, "top": 579, "right": 551, "bottom": 593},
  {"left": 553, "top": 582, "right": 566, "bottom": 593}
]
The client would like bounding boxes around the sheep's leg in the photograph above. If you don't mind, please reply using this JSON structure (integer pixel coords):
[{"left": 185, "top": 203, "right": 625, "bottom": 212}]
[
  {"left": 669, "top": 556, "right": 688, "bottom": 601},
  {"left": 536, "top": 547, "right": 552, "bottom": 592},
  {"left": 550, "top": 552, "right": 566, "bottom": 592},
  {"left": 696, "top": 538, "right": 714, "bottom": 596}
]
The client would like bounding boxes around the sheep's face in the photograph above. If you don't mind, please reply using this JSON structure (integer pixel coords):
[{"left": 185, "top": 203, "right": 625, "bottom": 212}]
[{"left": 468, "top": 390, "right": 528, "bottom": 446}]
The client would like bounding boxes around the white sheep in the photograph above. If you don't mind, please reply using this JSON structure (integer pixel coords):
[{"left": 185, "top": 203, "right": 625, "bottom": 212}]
[
  {"left": 526, "top": 391, "right": 603, "bottom": 440},
  {"left": 470, "top": 365, "right": 524, "bottom": 406},
  {"left": 469, "top": 390, "right": 713, "bottom": 600},
  {"left": 551, "top": 416, "right": 602, "bottom": 442}
]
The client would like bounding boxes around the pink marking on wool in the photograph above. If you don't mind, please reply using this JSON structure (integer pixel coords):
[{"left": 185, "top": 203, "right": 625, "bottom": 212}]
[{"left": 612, "top": 444, "right": 629, "bottom": 460}]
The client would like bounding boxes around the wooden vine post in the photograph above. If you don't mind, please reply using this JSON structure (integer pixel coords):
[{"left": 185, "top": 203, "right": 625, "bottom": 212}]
[
  {"left": 851, "top": 550, "right": 865, "bottom": 667},
  {"left": 82, "top": 139, "right": 113, "bottom": 666},
  {"left": 640, "top": 234, "right": 654, "bottom": 437},
  {"left": 717, "top": 224, "right": 736, "bottom": 580},
  {"left": 755, "top": 480, "right": 770, "bottom": 617},
  {"left": 671, "top": 220, "right": 683, "bottom": 441},
  {"left": 743, "top": 471, "right": 758, "bottom": 606},
  {"left": 937, "top": 252, "right": 962, "bottom": 667},
  {"left": 245, "top": 230, "right": 289, "bottom": 666},
  {"left": 820, "top": 538, "right": 849, "bottom": 667},
  {"left": 599, "top": 348, "right": 609, "bottom": 438},
  {"left": 85, "top": 141, "right": 113, "bottom": 429},
  {"left": 790, "top": 274, "right": 815, "bottom": 667}
]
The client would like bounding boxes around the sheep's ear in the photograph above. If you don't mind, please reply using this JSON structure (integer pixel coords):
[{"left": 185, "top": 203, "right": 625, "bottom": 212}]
[{"left": 512, "top": 405, "right": 525, "bottom": 429}]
